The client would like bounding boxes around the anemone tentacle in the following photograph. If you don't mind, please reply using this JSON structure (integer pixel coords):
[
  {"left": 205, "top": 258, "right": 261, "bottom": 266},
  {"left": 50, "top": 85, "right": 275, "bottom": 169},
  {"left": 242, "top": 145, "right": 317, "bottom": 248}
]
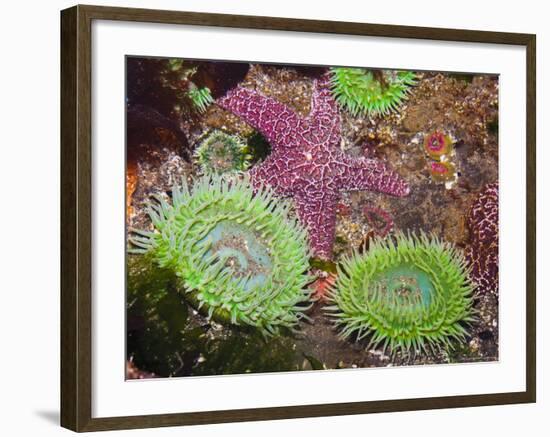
[
  {"left": 329, "top": 68, "right": 417, "bottom": 117},
  {"left": 217, "top": 72, "right": 410, "bottom": 260},
  {"left": 193, "top": 130, "right": 251, "bottom": 176},
  {"left": 325, "top": 232, "right": 475, "bottom": 355},
  {"left": 187, "top": 85, "right": 214, "bottom": 113},
  {"left": 129, "top": 174, "right": 314, "bottom": 336}
]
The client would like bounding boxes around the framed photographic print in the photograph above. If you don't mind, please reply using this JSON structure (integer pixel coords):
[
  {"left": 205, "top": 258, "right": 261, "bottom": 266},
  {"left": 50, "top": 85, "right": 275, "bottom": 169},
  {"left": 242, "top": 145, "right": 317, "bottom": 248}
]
[{"left": 60, "top": 4, "right": 536, "bottom": 432}]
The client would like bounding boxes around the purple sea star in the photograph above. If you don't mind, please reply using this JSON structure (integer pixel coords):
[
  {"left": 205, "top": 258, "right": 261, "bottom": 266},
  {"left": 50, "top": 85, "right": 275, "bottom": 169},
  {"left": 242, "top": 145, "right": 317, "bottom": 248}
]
[
  {"left": 217, "top": 73, "right": 410, "bottom": 260},
  {"left": 465, "top": 182, "right": 499, "bottom": 294}
]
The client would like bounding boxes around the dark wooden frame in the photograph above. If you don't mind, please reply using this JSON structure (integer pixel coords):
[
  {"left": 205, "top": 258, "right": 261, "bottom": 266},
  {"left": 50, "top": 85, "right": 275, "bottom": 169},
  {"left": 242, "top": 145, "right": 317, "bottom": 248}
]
[{"left": 61, "top": 4, "right": 536, "bottom": 432}]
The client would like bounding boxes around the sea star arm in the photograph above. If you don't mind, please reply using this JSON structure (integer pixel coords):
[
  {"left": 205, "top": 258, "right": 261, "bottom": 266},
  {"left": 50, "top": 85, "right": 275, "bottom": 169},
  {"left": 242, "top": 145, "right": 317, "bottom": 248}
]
[
  {"left": 217, "top": 87, "right": 300, "bottom": 151},
  {"left": 310, "top": 74, "right": 338, "bottom": 114},
  {"left": 334, "top": 152, "right": 410, "bottom": 197},
  {"left": 248, "top": 155, "right": 295, "bottom": 196},
  {"left": 304, "top": 73, "right": 341, "bottom": 146},
  {"left": 294, "top": 190, "right": 340, "bottom": 260}
]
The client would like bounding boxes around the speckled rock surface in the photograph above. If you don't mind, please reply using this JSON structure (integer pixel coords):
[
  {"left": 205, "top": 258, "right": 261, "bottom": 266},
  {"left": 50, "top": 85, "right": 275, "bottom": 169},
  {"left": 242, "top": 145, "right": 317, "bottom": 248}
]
[{"left": 126, "top": 60, "right": 499, "bottom": 377}]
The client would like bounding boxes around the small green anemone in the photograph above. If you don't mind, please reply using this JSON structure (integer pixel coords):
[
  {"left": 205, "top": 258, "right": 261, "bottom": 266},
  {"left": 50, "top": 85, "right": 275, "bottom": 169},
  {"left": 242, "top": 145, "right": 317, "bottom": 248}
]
[
  {"left": 129, "top": 175, "right": 313, "bottom": 336},
  {"left": 330, "top": 68, "right": 417, "bottom": 117},
  {"left": 325, "top": 232, "right": 475, "bottom": 354},
  {"left": 187, "top": 84, "right": 214, "bottom": 113},
  {"left": 194, "top": 130, "right": 252, "bottom": 175}
]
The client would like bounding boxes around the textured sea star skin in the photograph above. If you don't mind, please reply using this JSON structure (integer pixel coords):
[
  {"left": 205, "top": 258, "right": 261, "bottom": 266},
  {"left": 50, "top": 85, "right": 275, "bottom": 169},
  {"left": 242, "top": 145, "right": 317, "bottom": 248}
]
[
  {"left": 465, "top": 182, "right": 498, "bottom": 294},
  {"left": 217, "top": 73, "right": 410, "bottom": 259}
]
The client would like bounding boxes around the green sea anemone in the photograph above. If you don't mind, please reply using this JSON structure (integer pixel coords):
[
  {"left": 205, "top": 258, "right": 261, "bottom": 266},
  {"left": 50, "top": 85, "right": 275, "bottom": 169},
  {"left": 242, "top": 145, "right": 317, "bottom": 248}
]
[
  {"left": 187, "top": 84, "right": 214, "bottom": 113},
  {"left": 129, "top": 175, "right": 314, "bottom": 336},
  {"left": 325, "top": 232, "right": 475, "bottom": 354},
  {"left": 330, "top": 68, "right": 417, "bottom": 117},
  {"left": 194, "top": 130, "right": 252, "bottom": 175}
]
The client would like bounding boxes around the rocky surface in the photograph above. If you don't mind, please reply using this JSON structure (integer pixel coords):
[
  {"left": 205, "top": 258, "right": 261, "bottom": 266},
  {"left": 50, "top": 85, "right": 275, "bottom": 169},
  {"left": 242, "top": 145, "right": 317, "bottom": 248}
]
[{"left": 126, "top": 60, "right": 499, "bottom": 377}]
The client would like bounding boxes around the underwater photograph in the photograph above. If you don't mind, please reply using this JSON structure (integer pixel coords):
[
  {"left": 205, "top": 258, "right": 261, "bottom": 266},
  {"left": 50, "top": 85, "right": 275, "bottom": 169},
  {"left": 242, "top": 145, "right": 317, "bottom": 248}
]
[{"left": 125, "top": 57, "right": 499, "bottom": 379}]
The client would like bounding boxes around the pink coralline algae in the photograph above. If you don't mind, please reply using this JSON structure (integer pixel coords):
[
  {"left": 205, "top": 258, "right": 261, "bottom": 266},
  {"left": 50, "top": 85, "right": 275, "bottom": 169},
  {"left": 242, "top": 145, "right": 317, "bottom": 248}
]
[
  {"left": 217, "top": 73, "right": 410, "bottom": 259},
  {"left": 465, "top": 182, "right": 499, "bottom": 294}
]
